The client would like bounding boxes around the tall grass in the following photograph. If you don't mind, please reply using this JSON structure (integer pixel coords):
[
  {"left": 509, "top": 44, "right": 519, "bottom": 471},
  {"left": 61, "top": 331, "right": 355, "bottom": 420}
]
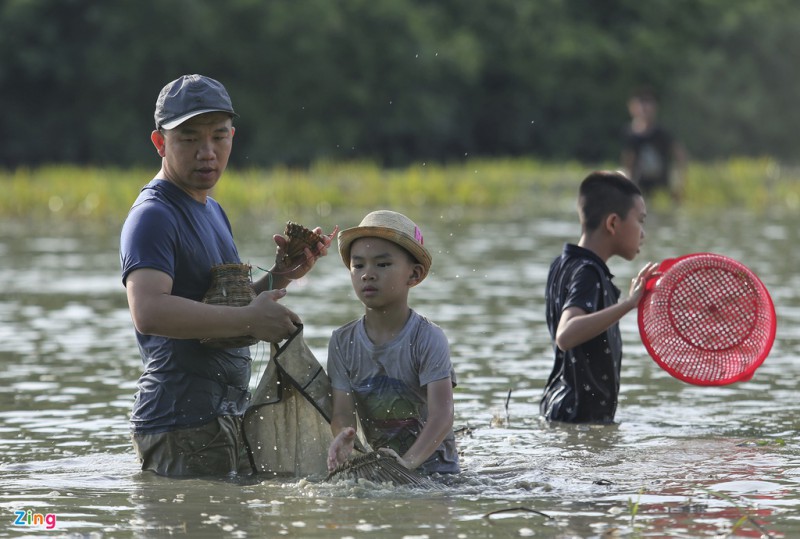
[{"left": 1, "top": 157, "right": 797, "bottom": 224}]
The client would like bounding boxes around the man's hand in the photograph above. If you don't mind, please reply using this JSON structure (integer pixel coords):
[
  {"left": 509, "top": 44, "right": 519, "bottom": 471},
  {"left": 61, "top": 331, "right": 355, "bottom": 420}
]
[
  {"left": 245, "top": 289, "right": 301, "bottom": 343},
  {"left": 273, "top": 225, "right": 339, "bottom": 283}
]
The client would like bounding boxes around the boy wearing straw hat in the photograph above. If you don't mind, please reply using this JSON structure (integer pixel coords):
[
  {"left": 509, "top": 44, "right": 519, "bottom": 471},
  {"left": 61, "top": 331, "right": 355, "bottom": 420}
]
[
  {"left": 541, "top": 171, "right": 658, "bottom": 424},
  {"left": 326, "top": 210, "right": 460, "bottom": 474}
]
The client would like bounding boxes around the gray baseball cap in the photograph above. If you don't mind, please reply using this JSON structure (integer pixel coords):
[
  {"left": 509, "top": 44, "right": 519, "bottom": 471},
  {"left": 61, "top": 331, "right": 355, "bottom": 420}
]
[{"left": 154, "top": 74, "right": 238, "bottom": 130}]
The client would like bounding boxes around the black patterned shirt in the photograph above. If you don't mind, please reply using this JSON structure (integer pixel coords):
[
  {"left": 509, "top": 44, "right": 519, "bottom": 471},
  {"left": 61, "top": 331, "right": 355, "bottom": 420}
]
[{"left": 541, "top": 244, "right": 622, "bottom": 423}]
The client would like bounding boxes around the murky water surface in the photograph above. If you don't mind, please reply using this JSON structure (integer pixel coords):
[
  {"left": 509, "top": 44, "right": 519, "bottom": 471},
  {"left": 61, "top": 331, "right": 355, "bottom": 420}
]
[{"left": 0, "top": 208, "right": 798, "bottom": 538}]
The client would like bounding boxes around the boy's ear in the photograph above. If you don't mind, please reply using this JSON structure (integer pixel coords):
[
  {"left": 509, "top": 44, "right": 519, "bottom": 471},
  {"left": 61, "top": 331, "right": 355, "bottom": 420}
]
[
  {"left": 605, "top": 213, "right": 620, "bottom": 235},
  {"left": 408, "top": 264, "right": 424, "bottom": 287}
]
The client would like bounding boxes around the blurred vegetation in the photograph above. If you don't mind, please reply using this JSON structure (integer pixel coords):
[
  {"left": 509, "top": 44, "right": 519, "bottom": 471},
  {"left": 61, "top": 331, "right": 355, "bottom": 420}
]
[
  {"left": 2, "top": 159, "right": 798, "bottom": 227},
  {"left": 1, "top": 0, "right": 799, "bottom": 169}
]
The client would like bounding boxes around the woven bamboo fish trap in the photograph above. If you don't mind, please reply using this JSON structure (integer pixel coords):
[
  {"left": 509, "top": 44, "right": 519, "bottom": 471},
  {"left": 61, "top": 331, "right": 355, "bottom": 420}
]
[
  {"left": 326, "top": 451, "right": 435, "bottom": 487},
  {"left": 200, "top": 263, "right": 258, "bottom": 349},
  {"left": 284, "top": 221, "right": 324, "bottom": 260}
]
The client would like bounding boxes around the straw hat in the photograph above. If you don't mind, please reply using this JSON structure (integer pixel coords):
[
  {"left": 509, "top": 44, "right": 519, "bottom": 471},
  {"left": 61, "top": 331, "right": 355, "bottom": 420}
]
[{"left": 338, "top": 210, "right": 432, "bottom": 283}]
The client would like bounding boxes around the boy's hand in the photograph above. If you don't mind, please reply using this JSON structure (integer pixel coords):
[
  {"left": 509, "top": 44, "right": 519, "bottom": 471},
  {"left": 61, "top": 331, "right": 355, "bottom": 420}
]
[
  {"left": 629, "top": 261, "right": 659, "bottom": 302},
  {"left": 327, "top": 426, "right": 356, "bottom": 471},
  {"left": 378, "top": 447, "right": 412, "bottom": 469}
]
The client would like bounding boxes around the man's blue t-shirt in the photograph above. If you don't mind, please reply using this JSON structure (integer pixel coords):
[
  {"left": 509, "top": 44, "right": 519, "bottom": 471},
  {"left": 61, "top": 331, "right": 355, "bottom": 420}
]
[{"left": 120, "top": 179, "right": 251, "bottom": 434}]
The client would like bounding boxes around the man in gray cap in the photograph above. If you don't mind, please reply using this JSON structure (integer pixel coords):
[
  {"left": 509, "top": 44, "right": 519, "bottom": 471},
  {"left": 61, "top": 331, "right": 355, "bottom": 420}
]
[{"left": 120, "top": 74, "right": 335, "bottom": 477}]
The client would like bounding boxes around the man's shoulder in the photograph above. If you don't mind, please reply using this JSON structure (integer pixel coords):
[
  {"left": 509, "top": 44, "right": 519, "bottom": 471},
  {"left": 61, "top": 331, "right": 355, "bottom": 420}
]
[
  {"left": 124, "top": 191, "right": 179, "bottom": 236},
  {"left": 128, "top": 181, "right": 176, "bottom": 214}
]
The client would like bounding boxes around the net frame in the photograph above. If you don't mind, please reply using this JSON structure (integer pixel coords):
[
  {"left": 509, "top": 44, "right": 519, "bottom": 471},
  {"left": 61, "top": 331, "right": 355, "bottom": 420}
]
[
  {"left": 325, "top": 450, "right": 435, "bottom": 487},
  {"left": 638, "top": 253, "right": 776, "bottom": 386}
]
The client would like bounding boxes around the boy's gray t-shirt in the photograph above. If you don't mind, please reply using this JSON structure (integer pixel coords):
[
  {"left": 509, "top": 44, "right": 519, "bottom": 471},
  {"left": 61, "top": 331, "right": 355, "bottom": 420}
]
[{"left": 327, "top": 310, "right": 460, "bottom": 474}]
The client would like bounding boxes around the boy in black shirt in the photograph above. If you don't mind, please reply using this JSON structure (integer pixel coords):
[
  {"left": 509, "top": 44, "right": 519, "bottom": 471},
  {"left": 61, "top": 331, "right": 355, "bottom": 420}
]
[{"left": 541, "top": 171, "right": 658, "bottom": 423}]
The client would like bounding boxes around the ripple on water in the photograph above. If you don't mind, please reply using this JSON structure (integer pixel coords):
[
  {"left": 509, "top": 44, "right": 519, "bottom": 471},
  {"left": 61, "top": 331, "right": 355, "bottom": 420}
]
[{"left": 0, "top": 212, "right": 798, "bottom": 537}]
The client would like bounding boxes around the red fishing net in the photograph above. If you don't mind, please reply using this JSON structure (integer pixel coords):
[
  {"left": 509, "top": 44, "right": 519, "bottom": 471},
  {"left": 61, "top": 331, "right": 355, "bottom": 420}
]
[{"left": 638, "top": 253, "right": 776, "bottom": 386}]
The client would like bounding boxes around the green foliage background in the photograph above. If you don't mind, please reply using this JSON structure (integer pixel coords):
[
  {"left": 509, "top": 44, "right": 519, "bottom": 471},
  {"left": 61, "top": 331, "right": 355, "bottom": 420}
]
[
  {"left": 1, "top": 0, "right": 798, "bottom": 168},
  {"left": 3, "top": 158, "right": 798, "bottom": 226}
]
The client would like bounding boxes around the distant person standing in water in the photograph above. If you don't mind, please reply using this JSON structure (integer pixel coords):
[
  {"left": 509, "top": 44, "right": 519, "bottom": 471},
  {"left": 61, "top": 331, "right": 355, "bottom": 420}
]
[{"left": 621, "top": 87, "right": 687, "bottom": 201}]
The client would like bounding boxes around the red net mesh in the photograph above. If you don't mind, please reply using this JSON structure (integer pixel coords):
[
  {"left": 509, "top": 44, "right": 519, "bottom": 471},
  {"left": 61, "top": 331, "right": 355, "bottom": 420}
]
[{"left": 638, "top": 253, "right": 776, "bottom": 386}]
